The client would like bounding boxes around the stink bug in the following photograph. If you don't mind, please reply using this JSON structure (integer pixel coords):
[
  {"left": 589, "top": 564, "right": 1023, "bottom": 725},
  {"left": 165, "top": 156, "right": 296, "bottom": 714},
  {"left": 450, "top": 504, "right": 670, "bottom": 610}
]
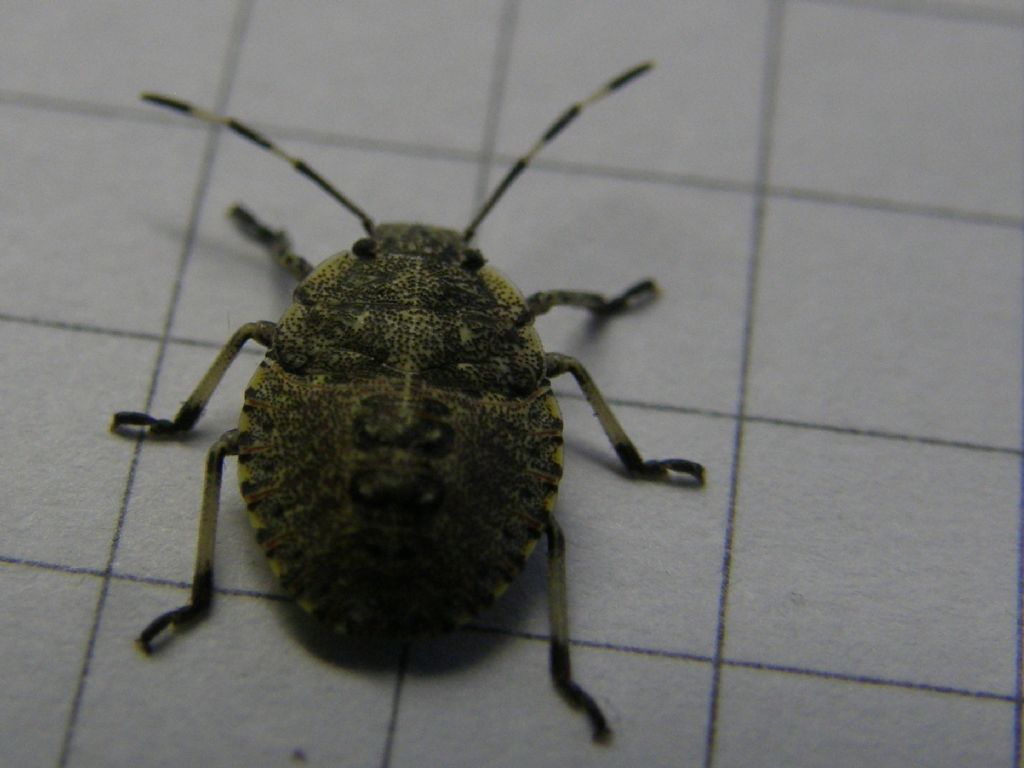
[{"left": 112, "top": 62, "right": 704, "bottom": 741}]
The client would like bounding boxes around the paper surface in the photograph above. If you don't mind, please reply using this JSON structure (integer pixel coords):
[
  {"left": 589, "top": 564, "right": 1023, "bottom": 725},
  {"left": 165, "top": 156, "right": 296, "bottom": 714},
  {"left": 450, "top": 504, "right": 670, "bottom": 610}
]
[{"left": 1, "top": 2, "right": 1021, "bottom": 767}]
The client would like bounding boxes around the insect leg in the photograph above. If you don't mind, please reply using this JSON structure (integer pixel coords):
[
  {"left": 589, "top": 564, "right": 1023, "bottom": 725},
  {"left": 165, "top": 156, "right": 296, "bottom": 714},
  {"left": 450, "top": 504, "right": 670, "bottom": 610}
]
[
  {"left": 545, "top": 352, "right": 704, "bottom": 485},
  {"left": 111, "top": 321, "right": 275, "bottom": 435},
  {"left": 526, "top": 279, "right": 657, "bottom": 319},
  {"left": 546, "top": 516, "right": 611, "bottom": 742},
  {"left": 138, "top": 428, "right": 239, "bottom": 654},
  {"left": 228, "top": 204, "right": 314, "bottom": 280}
]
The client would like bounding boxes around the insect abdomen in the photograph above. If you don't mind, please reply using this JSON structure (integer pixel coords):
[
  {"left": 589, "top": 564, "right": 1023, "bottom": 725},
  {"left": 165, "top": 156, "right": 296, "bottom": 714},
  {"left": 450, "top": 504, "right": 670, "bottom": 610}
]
[{"left": 237, "top": 361, "right": 563, "bottom": 636}]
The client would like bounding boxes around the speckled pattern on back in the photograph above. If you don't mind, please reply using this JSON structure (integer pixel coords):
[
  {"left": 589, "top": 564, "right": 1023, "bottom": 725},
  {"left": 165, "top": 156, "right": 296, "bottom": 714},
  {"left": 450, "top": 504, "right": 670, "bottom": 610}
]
[{"left": 237, "top": 224, "right": 564, "bottom": 636}]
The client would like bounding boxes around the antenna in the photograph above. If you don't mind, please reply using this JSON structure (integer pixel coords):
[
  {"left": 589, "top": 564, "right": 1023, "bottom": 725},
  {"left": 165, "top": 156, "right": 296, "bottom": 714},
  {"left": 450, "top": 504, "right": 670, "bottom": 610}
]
[
  {"left": 463, "top": 61, "right": 653, "bottom": 243},
  {"left": 141, "top": 94, "right": 376, "bottom": 236}
]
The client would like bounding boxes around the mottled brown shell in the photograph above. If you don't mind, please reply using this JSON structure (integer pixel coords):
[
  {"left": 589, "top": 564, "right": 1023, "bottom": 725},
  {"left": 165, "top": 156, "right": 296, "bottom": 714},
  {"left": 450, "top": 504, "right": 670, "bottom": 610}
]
[{"left": 236, "top": 224, "right": 564, "bottom": 637}]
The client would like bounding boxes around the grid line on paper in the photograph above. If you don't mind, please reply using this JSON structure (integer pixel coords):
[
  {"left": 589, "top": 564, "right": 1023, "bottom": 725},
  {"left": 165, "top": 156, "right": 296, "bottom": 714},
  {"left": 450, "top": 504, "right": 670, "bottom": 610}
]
[
  {"left": 469, "top": 0, "right": 521, "bottom": 215},
  {"left": 1015, "top": 20, "right": 1024, "bottom": 761},
  {"left": 0, "top": 0, "right": 1018, "bottom": 765},
  {"left": 7, "top": 549, "right": 1018, "bottom": 711},
  {"left": 3, "top": 305, "right": 1020, "bottom": 461},
  {"left": 1014, "top": 443, "right": 1023, "bottom": 766},
  {"left": 703, "top": 1, "right": 786, "bottom": 765},
  {"left": 799, "top": 0, "right": 1024, "bottom": 28},
  {"left": 53, "top": 2, "right": 258, "bottom": 765},
  {"left": 6, "top": 85, "right": 1021, "bottom": 233},
  {"left": 380, "top": 644, "right": 411, "bottom": 768},
  {"left": 1015, "top": 151, "right": 1024, "bottom": 768}
]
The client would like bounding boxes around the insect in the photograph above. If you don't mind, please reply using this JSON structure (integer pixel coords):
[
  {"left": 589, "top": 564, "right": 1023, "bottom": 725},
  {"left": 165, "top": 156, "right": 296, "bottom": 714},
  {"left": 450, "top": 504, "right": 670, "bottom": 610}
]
[{"left": 112, "top": 62, "right": 704, "bottom": 742}]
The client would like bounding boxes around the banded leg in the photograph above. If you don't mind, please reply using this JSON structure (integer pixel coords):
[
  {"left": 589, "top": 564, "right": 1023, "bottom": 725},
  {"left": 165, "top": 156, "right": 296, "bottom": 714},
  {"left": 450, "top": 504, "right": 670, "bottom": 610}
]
[
  {"left": 547, "top": 517, "right": 611, "bottom": 742},
  {"left": 527, "top": 279, "right": 657, "bottom": 319},
  {"left": 229, "top": 204, "right": 314, "bottom": 280},
  {"left": 137, "top": 428, "right": 240, "bottom": 653},
  {"left": 545, "top": 352, "right": 704, "bottom": 485},
  {"left": 111, "top": 321, "right": 275, "bottom": 435}
]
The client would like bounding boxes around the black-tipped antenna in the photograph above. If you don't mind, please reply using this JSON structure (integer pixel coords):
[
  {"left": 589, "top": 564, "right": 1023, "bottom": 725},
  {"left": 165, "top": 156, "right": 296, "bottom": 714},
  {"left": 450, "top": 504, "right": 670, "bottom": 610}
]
[
  {"left": 142, "top": 94, "right": 376, "bottom": 236},
  {"left": 463, "top": 61, "right": 653, "bottom": 243}
]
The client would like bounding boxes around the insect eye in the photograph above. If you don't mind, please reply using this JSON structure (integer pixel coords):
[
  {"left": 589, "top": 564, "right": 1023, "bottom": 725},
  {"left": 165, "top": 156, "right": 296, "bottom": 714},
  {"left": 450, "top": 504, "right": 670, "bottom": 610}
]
[
  {"left": 462, "top": 248, "right": 485, "bottom": 271},
  {"left": 352, "top": 237, "right": 377, "bottom": 259}
]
